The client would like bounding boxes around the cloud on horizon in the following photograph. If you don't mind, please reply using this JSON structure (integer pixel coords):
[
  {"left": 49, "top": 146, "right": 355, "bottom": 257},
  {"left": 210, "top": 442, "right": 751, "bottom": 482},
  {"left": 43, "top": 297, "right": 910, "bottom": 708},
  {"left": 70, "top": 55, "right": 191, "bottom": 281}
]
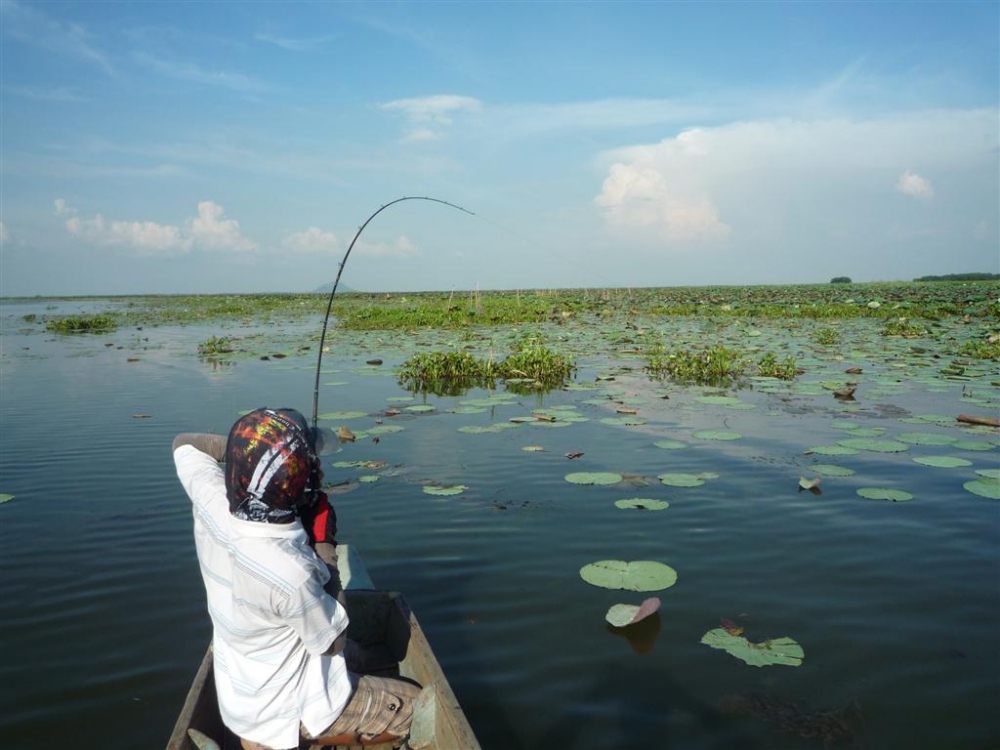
[{"left": 595, "top": 109, "right": 997, "bottom": 249}]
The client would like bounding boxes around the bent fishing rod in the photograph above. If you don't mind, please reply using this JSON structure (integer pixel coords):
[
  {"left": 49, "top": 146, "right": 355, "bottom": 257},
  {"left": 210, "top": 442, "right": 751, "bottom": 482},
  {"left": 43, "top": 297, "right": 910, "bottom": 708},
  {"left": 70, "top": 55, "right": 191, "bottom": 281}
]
[{"left": 310, "top": 196, "right": 475, "bottom": 433}]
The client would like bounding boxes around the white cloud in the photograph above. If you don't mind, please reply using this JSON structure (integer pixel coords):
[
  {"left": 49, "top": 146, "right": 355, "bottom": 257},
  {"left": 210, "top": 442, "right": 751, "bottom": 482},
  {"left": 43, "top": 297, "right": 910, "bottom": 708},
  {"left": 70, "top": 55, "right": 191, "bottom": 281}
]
[
  {"left": 281, "top": 227, "right": 340, "bottom": 254},
  {"left": 896, "top": 170, "right": 935, "bottom": 200},
  {"left": 356, "top": 236, "right": 419, "bottom": 258},
  {"left": 59, "top": 200, "right": 255, "bottom": 256},
  {"left": 0, "top": 222, "right": 9, "bottom": 244},
  {"left": 381, "top": 95, "right": 481, "bottom": 142},
  {"left": 254, "top": 32, "right": 334, "bottom": 52},
  {"left": 190, "top": 201, "right": 257, "bottom": 252},
  {"left": 595, "top": 110, "right": 995, "bottom": 248}
]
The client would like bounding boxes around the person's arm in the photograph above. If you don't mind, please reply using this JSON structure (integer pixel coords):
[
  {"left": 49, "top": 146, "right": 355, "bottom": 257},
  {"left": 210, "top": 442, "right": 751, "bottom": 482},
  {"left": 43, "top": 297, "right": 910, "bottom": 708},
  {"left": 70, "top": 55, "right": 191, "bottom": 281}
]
[{"left": 173, "top": 433, "right": 226, "bottom": 462}]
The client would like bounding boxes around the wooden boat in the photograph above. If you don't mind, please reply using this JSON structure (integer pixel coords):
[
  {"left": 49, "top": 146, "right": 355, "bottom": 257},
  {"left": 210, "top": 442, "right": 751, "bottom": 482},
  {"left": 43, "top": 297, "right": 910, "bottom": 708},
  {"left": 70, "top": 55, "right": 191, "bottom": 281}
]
[{"left": 166, "top": 545, "right": 481, "bottom": 750}]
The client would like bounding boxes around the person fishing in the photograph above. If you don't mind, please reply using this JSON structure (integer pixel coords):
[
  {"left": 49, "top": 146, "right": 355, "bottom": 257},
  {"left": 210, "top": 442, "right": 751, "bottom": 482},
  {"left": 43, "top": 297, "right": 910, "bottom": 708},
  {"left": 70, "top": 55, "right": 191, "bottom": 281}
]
[{"left": 173, "top": 406, "right": 421, "bottom": 750}]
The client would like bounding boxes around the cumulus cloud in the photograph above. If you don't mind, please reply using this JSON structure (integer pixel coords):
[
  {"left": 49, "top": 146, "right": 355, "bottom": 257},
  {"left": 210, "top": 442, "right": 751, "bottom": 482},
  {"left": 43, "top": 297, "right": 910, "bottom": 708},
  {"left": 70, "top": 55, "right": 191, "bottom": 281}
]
[
  {"left": 596, "top": 162, "right": 731, "bottom": 241},
  {"left": 58, "top": 200, "right": 256, "bottom": 256},
  {"left": 595, "top": 110, "right": 995, "bottom": 249},
  {"left": 380, "top": 94, "right": 481, "bottom": 142},
  {"left": 896, "top": 170, "right": 935, "bottom": 200},
  {"left": 190, "top": 201, "right": 257, "bottom": 252},
  {"left": 281, "top": 227, "right": 340, "bottom": 254}
]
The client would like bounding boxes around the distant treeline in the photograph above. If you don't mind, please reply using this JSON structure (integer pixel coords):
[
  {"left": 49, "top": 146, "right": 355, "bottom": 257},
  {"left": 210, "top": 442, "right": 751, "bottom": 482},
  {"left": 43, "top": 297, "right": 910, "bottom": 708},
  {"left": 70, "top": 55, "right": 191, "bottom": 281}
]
[{"left": 913, "top": 272, "right": 999, "bottom": 282}]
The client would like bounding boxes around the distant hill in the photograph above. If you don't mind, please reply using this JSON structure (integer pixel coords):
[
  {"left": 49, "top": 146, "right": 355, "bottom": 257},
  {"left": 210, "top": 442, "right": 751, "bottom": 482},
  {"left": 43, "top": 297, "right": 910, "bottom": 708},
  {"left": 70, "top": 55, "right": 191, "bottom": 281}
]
[{"left": 312, "top": 282, "right": 357, "bottom": 294}]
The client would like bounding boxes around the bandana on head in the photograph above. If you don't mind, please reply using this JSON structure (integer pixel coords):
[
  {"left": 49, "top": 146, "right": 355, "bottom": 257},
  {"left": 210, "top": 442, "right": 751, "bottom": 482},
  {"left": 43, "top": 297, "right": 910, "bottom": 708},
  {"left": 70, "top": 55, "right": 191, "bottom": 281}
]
[{"left": 225, "top": 407, "right": 316, "bottom": 524}]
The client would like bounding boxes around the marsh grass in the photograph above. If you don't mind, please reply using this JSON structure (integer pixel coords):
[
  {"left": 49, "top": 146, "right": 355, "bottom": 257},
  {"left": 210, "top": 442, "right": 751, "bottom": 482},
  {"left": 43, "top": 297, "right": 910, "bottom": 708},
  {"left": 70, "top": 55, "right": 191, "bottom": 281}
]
[
  {"left": 45, "top": 314, "right": 117, "bottom": 334},
  {"left": 645, "top": 343, "right": 748, "bottom": 386},
  {"left": 398, "top": 341, "right": 575, "bottom": 395},
  {"left": 197, "top": 335, "right": 235, "bottom": 356}
]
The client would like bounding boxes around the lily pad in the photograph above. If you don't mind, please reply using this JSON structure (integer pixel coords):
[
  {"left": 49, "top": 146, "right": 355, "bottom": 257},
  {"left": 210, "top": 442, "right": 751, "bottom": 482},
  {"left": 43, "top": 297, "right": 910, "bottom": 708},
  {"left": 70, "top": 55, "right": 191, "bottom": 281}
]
[
  {"left": 912, "top": 456, "right": 973, "bottom": 468},
  {"left": 963, "top": 479, "right": 1000, "bottom": 499},
  {"left": 654, "top": 439, "right": 687, "bottom": 450},
  {"left": 896, "top": 432, "right": 958, "bottom": 446},
  {"left": 692, "top": 430, "right": 742, "bottom": 441},
  {"left": 952, "top": 441, "right": 996, "bottom": 452},
  {"left": 614, "top": 498, "right": 670, "bottom": 511},
  {"left": 405, "top": 405, "right": 436, "bottom": 413},
  {"left": 838, "top": 438, "right": 909, "bottom": 453},
  {"left": 700, "top": 628, "right": 804, "bottom": 667},
  {"left": 318, "top": 410, "right": 368, "bottom": 420},
  {"left": 0, "top": 493, "right": 13, "bottom": 504},
  {"left": 657, "top": 473, "right": 704, "bottom": 487},
  {"left": 422, "top": 484, "right": 467, "bottom": 496},
  {"left": 605, "top": 597, "right": 662, "bottom": 627},
  {"left": 565, "top": 472, "right": 623, "bottom": 485},
  {"left": 358, "top": 475, "right": 380, "bottom": 483},
  {"left": 579, "top": 560, "right": 677, "bottom": 591},
  {"left": 975, "top": 468, "right": 1000, "bottom": 480},
  {"left": 857, "top": 487, "right": 913, "bottom": 502}
]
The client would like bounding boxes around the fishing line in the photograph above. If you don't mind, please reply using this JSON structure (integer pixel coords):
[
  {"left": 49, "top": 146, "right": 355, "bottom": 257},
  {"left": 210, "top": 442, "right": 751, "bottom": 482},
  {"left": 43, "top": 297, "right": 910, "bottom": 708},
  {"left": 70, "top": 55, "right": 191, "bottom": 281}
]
[{"left": 310, "top": 196, "right": 475, "bottom": 432}]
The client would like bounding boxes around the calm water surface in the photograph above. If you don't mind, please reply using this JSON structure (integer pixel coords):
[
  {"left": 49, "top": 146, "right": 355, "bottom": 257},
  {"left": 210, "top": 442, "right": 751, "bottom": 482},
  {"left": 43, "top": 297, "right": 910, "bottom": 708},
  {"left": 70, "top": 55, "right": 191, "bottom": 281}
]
[{"left": 1, "top": 299, "right": 998, "bottom": 750}]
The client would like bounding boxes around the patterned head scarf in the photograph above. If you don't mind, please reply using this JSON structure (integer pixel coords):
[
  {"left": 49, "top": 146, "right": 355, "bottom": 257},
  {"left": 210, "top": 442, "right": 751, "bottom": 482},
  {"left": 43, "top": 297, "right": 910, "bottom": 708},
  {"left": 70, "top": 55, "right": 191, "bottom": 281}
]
[{"left": 225, "top": 407, "right": 317, "bottom": 524}]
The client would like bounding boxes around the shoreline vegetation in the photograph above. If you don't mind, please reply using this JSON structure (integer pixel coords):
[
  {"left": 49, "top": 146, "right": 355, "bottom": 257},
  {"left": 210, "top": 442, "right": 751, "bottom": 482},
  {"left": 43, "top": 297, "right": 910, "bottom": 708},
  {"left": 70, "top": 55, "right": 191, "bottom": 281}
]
[{"left": 10, "top": 280, "right": 999, "bottom": 391}]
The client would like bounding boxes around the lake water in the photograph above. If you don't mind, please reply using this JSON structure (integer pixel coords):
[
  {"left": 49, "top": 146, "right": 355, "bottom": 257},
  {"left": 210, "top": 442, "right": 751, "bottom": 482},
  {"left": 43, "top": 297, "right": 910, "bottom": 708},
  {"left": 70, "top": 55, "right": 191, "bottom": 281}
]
[{"left": 1, "top": 298, "right": 998, "bottom": 749}]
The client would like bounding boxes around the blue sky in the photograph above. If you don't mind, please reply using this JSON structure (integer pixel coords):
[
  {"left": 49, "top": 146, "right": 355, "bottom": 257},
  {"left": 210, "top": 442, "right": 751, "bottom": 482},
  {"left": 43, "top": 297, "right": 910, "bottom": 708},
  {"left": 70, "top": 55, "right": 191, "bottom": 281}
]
[{"left": 1, "top": 1, "right": 997, "bottom": 296}]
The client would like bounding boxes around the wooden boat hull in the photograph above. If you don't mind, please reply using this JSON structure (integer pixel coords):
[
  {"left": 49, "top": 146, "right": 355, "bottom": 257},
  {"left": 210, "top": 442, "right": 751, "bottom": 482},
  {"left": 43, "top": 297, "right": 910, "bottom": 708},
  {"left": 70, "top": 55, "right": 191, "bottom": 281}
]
[{"left": 166, "top": 546, "right": 480, "bottom": 750}]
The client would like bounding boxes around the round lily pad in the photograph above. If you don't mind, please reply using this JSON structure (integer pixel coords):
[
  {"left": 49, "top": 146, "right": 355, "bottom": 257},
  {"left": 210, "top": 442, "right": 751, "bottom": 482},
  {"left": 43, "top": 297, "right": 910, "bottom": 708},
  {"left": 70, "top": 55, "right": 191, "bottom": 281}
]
[
  {"left": 857, "top": 487, "right": 913, "bottom": 502},
  {"left": 701, "top": 629, "right": 804, "bottom": 667},
  {"left": 838, "top": 438, "right": 909, "bottom": 453},
  {"left": 810, "top": 464, "right": 855, "bottom": 477},
  {"left": 693, "top": 430, "right": 742, "bottom": 441},
  {"left": 912, "top": 456, "right": 973, "bottom": 468},
  {"left": 952, "top": 441, "right": 996, "bottom": 452},
  {"left": 963, "top": 479, "right": 1000, "bottom": 499},
  {"left": 654, "top": 440, "right": 687, "bottom": 450},
  {"left": 658, "top": 473, "right": 704, "bottom": 487},
  {"left": 0, "top": 493, "right": 13, "bottom": 504},
  {"left": 422, "top": 484, "right": 467, "bottom": 496},
  {"left": 565, "top": 472, "right": 623, "bottom": 485},
  {"left": 406, "top": 405, "right": 436, "bottom": 413},
  {"left": 579, "top": 560, "right": 677, "bottom": 591},
  {"left": 975, "top": 468, "right": 1000, "bottom": 480},
  {"left": 614, "top": 498, "right": 670, "bottom": 511}
]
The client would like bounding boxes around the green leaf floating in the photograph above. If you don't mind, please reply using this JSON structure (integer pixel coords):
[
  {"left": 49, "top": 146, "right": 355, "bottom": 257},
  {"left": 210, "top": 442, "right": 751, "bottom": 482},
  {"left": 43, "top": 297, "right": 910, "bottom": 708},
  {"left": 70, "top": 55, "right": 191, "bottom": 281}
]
[
  {"left": 693, "top": 430, "right": 742, "bottom": 441},
  {"left": 580, "top": 560, "right": 677, "bottom": 591},
  {"left": 963, "top": 479, "right": 1000, "bottom": 499},
  {"left": 614, "top": 498, "right": 669, "bottom": 511},
  {"left": 838, "top": 438, "right": 909, "bottom": 453},
  {"left": 0, "top": 493, "right": 13, "bottom": 504},
  {"left": 658, "top": 473, "right": 704, "bottom": 487},
  {"left": 701, "top": 628, "right": 804, "bottom": 667},
  {"left": 857, "top": 487, "right": 913, "bottom": 502},
  {"left": 422, "top": 484, "right": 467, "bottom": 496},
  {"left": 654, "top": 440, "right": 687, "bottom": 450},
  {"left": 912, "top": 456, "right": 973, "bottom": 468},
  {"left": 565, "top": 472, "right": 622, "bottom": 485},
  {"left": 605, "top": 597, "right": 662, "bottom": 627},
  {"left": 318, "top": 411, "right": 368, "bottom": 420}
]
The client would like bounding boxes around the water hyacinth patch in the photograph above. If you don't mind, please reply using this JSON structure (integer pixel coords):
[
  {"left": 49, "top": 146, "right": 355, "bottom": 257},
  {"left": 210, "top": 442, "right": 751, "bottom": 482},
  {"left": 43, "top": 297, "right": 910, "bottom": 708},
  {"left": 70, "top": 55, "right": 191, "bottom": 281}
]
[
  {"left": 701, "top": 628, "right": 805, "bottom": 667},
  {"left": 579, "top": 560, "right": 677, "bottom": 591}
]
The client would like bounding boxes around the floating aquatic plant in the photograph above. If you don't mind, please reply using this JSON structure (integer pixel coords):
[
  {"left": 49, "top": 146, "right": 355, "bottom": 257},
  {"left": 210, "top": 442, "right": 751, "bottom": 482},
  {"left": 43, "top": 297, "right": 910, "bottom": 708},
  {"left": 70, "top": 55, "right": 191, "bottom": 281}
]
[
  {"left": 422, "top": 484, "right": 467, "bottom": 496},
  {"left": 912, "top": 456, "right": 973, "bottom": 468},
  {"left": 701, "top": 628, "right": 804, "bottom": 667},
  {"left": 857, "top": 487, "right": 913, "bottom": 502},
  {"left": 963, "top": 479, "right": 1000, "bottom": 499},
  {"left": 580, "top": 560, "right": 677, "bottom": 591},
  {"left": 565, "top": 472, "right": 622, "bottom": 485},
  {"left": 605, "top": 597, "right": 662, "bottom": 627},
  {"left": 614, "top": 498, "right": 669, "bottom": 510}
]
